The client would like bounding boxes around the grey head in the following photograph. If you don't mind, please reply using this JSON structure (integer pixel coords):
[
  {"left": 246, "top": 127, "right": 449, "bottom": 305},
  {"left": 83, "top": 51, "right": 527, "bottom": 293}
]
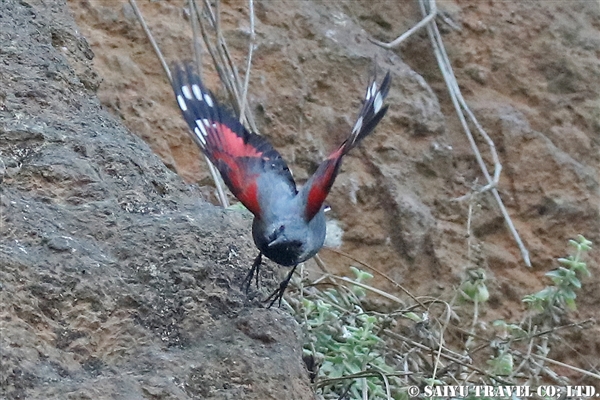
[{"left": 252, "top": 210, "right": 326, "bottom": 267}]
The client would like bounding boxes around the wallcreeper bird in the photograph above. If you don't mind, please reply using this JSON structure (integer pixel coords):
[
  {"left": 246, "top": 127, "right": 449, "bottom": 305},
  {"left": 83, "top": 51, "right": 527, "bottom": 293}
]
[{"left": 171, "top": 63, "right": 391, "bottom": 307}]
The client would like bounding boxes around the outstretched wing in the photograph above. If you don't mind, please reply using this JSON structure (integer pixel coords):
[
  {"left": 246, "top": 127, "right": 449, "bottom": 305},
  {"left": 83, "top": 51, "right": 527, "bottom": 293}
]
[
  {"left": 301, "top": 71, "right": 391, "bottom": 221},
  {"left": 171, "top": 63, "right": 295, "bottom": 216}
]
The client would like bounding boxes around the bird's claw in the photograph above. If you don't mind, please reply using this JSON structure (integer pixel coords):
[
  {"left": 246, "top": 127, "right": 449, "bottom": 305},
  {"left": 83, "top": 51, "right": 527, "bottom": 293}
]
[
  {"left": 264, "top": 264, "right": 297, "bottom": 309},
  {"left": 242, "top": 252, "right": 263, "bottom": 293}
]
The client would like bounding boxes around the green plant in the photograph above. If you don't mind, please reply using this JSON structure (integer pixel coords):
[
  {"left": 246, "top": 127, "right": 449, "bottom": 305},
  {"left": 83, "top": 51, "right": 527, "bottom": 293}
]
[
  {"left": 294, "top": 267, "right": 404, "bottom": 400},
  {"left": 459, "top": 268, "right": 490, "bottom": 304},
  {"left": 523, "top": 235, "right": 592, "bottom": 316},
  {"left": 489, "top": 235, "right": 593, "bottom": 382},
  {"left": 286, "top": 236, "right": 594, "bottom": 399}
]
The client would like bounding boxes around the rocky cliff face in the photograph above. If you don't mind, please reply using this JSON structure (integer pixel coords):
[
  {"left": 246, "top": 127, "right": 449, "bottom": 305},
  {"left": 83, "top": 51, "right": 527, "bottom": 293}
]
[
  {"left": 1, "top": 0, "right": 313, "bottom": 398},
  {"left": 2, "top": 0, "right": 599, "bottom": 397}
]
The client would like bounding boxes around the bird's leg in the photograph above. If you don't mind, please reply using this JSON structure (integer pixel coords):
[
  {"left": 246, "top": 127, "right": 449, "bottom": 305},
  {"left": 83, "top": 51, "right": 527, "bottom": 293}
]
[
  {"left": 242, "top": 252, "right": 262, "bottom": 293},
  {"left": 265, "top": 264, "right": 298, "bottom": 308}
]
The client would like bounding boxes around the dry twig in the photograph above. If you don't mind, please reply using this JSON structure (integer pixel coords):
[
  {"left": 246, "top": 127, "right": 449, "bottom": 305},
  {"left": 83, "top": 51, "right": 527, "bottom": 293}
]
[
  {"left": 129, "top": 0, "right": 229, "bottom": 207},
  {"left": 369, "top": 0, "right": 531, "bottom": 267}
]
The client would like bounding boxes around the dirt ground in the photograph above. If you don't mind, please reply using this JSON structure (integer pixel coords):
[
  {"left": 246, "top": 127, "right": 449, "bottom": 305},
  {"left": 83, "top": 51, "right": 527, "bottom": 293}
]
[{"left": 1, "top": 0, "right": 599, "bottom": 398}]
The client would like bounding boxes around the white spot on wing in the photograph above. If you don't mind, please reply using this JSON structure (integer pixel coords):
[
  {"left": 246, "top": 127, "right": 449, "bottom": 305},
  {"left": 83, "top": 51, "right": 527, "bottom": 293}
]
[
  {"left": 196, "top": 119, "right": 209, "bottom": 138},
  {"left": 366, "top": 82, "right": 377, "bottom": 100},
  {"left": 352, "top": 116, "right": 363, "bottom": 135},
  {"left": 182, "top": 86, "right": 192, "bottom": 99},
  {"left": 203, "top": 93, "right": 214, "bottom": 107},
  {"left": 192, "top": 84, "right": 202, "bottom": 100},
  {"left": 193, "top": 127, "right": 206, "bottom": 145},
  {"left": 374, "top": 92, "right": 383, "bottom": 113},
  {"left": 177, "top": 95, "right": 187, "bottom": 112}
]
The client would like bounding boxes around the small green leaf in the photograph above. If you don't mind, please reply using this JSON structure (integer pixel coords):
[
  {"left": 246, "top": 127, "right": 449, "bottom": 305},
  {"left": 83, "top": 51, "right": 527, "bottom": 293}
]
[
  {"left": 487, "top": 352, "right": 514, "bottom": 375},
  {"left": 564, "top": 297, "right": 577, "bottom": 311},
  {"left": 404, "top": 312, "right": 423, "bottom": 323},
  {"left": 225, "top": 202, "right": 248, "bottom": 211}
]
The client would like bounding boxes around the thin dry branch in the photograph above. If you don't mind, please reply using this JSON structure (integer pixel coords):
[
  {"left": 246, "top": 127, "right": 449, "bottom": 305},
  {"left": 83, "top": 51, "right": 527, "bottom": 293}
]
[
  {"left": 129, "top": 0, "right": 229, "bottom": 208},
  {"left": 431, "top": 300, "right": 452, "bottom": 382},
  {"left": 129, "top": 0, "right": 171, "bottom": 82},
  {"left": 315, "top": 370, "right": 412, "bottom": 390},
  {"left": 529, "top": 353, "right": 600, "bottom": 381},
  {"left": 239, "top": 0, "right": 255, "bottom": 124},
  {"left": 384, "top": 329, "right": 516, "bottom": 385},
  {"left": 195, "top": 0, "right": 259, "bottom": 133},
  {"left": 189, "top": 0, "right": 203, "bottom": 73},
  {"left": 322, "top": 247, "right": 426, "bottom": 310},
  {"left": 196, "top": 0, "right": 238, "bottom": 107},
  {"left": 368, "top": 0, "right": 437, "bottom": 49}
]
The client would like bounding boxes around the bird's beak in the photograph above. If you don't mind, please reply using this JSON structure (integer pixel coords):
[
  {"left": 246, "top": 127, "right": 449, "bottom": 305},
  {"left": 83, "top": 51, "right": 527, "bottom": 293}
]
[{"left": 268, "top": 235, "right": 286, "bottom": 248}]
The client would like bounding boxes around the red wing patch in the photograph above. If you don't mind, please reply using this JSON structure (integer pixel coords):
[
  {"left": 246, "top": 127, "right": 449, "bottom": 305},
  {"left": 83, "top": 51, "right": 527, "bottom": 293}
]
[
  {"left": 171, "top": 63, "right": 296, "bottom": 217},
  {"left": 304, "top": 148, "right": 343, "bottom": 221},
  {"left": 193, "top": 120, "right": 266, "bottom": 216},
  {"left": 210, "top": 147, "right": 262, "bottom": 215},
  {"left": 207, "top": 122, "right": 263, "bottom": 159}
]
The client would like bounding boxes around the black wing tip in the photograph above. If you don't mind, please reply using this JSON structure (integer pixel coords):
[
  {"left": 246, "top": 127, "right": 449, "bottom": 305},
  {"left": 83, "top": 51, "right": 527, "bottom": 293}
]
[
  {"left": 379, "top": 71, "right": 392, "bottom": 98},
  {"left": 368, "top": 70, "right": 392, "bottom": 102},
  {"left": 170, "top": 62, "right": 209, "bottom": 99},
  {"left": 170, "top": 60, "right": 296, "bottom": 189},
  {"left": 170, "top": 62, "right": 190, "bottom": 91},
  {"left": 170, "top": 62, "right": 245, "bottom": 133},
  {"left": 344, "top": 70, "right": 391, "bottom": 150}
]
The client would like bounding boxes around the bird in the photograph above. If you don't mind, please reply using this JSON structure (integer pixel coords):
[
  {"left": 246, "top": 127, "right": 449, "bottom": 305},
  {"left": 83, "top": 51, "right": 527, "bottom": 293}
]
[{"left": 171, "top": 63, "right": 390, "bottom": 307}]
